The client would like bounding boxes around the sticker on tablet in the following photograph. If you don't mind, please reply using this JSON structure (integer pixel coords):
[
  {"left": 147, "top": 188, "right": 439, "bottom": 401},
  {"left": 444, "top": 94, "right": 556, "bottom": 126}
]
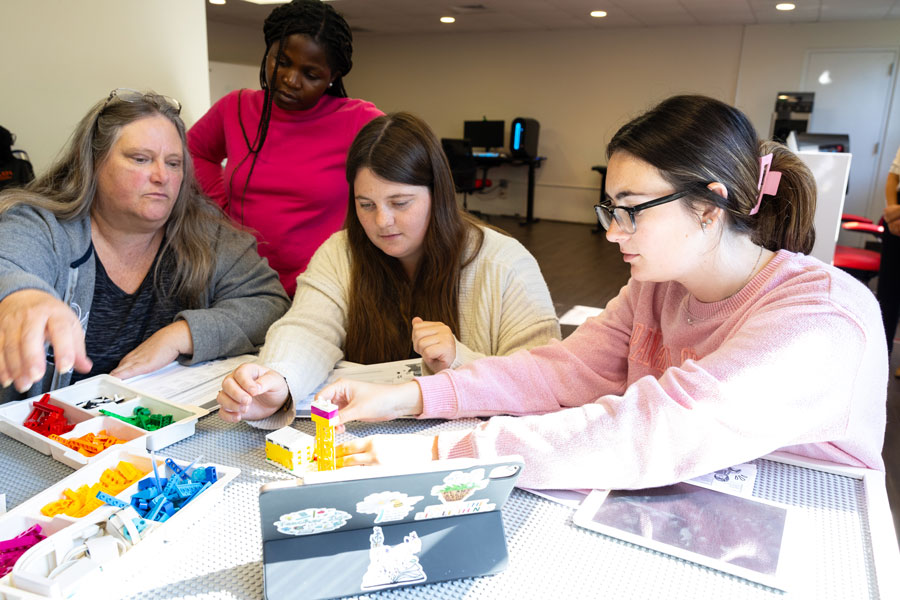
[
  {"left": 357, "top": 491, "right": 424, "bottom": 523},
  {"left": 360, "top": 526, "right": 427, "bottom": 591},
  {"left": 431, "top": 468, "right": 489, "bottom": 503},
  {"left": 274, "top": 507, "right": 351, "bottom": 535},
  {"left": 414, "top": 468, "right": 495, "bottom": 520}
]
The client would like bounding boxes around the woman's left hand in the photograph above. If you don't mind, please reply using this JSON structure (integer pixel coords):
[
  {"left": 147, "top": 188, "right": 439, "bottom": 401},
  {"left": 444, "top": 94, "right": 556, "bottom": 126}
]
[
  {"left": 110, "top": 320, "right": 193, "bottom": 379},
  {"left": 411, "top": 317, "right": 456, "bottom": 372},
  {"left": 336, "top": 434, "right": 436, "bottom": 468}
]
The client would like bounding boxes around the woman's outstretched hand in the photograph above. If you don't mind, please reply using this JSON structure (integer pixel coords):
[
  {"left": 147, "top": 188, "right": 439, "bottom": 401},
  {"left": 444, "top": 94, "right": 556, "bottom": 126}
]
[
  {"left": 336, "top": 434, "right": 436, "bottom": 468},
  {"left": 315, "top": 379, "right": 423, "bottom": 428},
  {"left": 0, "top": 289, "right": 92, "bottom": 392}
]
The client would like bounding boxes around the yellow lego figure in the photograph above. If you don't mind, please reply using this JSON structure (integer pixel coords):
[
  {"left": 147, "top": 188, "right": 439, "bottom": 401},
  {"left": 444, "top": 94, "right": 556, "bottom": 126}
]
[
  {"left": 310, "top": 399, "right": 339, "bottom": 471},
  {"left": 265, "top": 426, "right": 315, "bottom": 474}
]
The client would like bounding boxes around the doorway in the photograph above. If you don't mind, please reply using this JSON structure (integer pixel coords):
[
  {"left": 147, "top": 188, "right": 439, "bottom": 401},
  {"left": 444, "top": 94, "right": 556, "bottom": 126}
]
[{"left": 803, "top": 49, "right": 896, "bottom": 220}]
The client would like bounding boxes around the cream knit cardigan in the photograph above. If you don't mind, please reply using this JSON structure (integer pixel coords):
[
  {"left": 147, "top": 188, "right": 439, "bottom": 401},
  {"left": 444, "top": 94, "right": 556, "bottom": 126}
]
[{"left": 250, "top": 226, "right": 561, "bottom": 429}]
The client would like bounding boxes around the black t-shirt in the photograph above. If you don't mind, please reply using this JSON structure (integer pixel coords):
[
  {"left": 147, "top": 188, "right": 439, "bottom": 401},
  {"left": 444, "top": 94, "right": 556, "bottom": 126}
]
[{"left": 72, "top": 247, "right": 187, "bottom": 382}]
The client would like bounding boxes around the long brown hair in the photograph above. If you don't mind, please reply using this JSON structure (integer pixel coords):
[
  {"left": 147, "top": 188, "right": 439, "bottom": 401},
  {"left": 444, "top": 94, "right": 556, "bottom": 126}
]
[
  {"left": 343, "top": 112, "right": 484, "bottom": 363},
  {"left": 607, "top": 95, "right": 816, "bottom": 253},
  {"left": 0, "top": 90, "right": 235, "bottom": 308}
]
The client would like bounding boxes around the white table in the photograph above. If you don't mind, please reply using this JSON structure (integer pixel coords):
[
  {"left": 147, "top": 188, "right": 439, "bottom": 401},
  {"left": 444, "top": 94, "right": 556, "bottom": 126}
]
[{"left": 2, "top": 411, "right": 898, "bottom": 599}]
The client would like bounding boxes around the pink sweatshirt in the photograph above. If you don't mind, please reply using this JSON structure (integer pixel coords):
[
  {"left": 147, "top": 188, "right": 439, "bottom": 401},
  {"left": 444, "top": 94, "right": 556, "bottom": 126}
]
[
  {"left": 188, "top": 90, "right": 382, "bottom": 295},
  {"left": 416, "top": 250, "right": 888, "bottom": 490}
]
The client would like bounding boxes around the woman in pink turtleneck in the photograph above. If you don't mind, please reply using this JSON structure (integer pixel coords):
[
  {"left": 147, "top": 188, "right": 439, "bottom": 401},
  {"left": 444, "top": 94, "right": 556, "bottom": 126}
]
[
  {"left": 188, "top": 0, "right": 381, "bottom": 295},
  {"left": 316, "top": 95, "right": 887, "bottom": 491}
]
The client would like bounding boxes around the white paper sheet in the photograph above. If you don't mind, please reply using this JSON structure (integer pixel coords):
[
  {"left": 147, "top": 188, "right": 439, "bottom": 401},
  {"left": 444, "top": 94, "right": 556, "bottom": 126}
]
[
  {"left": 520, "top": 487, "right": 590, "bottom": 508},
  {"left": 690, "top": 463, "right": 758, "bottom": 497},
  {"left": 124, "top": 354, "right": 256, "bottom": 410},
  {"left": 559, "top": 305, "right": 604, "bottom": 326}
]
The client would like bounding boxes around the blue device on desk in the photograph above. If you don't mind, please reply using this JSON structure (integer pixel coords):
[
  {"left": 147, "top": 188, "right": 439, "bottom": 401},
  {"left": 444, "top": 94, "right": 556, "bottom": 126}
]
[{"left": 510, "top": 118, "right": 540, "bottom": 159}]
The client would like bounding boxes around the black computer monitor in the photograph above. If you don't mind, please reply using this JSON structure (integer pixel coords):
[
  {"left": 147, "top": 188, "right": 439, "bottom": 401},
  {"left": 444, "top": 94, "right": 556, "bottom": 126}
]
[{"left": 464, "top": 120, "right": 505, "bottom": 151}]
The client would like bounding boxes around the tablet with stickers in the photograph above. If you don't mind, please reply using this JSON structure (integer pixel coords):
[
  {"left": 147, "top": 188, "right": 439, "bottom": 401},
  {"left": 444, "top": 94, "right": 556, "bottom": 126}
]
[{"left": 259, "top": 456, "right": 524, "bottom": 599}]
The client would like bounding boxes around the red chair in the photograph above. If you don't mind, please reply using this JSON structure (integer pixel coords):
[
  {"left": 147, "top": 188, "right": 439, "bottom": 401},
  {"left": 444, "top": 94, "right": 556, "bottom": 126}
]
[{"left": 833, "top": 214, "right": 883, "bottom": 284}]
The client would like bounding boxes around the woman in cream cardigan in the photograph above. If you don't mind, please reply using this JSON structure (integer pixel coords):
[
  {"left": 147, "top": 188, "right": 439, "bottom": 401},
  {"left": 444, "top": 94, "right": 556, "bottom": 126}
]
[{"left": 217, "top": 112, "right": 560, "bottom": 428}]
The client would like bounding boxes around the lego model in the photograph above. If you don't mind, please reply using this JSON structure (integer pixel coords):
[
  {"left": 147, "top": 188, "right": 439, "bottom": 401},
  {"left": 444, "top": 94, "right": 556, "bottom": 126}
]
[
  {"left": 310, "top": 399, "right": 339, "bottom": 472},
  {"left": 264, "top": 399, "right": 340, "bottom": 474},
  {"left": 265, "top": 426, "right": 316, "bottom": 474}
]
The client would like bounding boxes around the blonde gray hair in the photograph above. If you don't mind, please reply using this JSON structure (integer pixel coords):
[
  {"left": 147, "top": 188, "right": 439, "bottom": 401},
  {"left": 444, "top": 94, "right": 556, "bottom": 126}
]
[{"left": 0, "top": 91, "right": 235, "bottom": 308}]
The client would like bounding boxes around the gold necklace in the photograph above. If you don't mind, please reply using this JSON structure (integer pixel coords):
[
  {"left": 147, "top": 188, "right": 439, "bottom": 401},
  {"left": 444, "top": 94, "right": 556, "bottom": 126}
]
[
  {"left": 727, "top": 246, "right": 764, "bottom": 300},
  {"left": 685, "top": 246, "right": 764, "bottom": 325}
]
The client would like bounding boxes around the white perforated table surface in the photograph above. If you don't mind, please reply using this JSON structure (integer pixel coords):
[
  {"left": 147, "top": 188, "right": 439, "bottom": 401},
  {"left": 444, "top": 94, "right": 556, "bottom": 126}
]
[{"left": 1, "top": 413, "right": 896, "bottom": 599}]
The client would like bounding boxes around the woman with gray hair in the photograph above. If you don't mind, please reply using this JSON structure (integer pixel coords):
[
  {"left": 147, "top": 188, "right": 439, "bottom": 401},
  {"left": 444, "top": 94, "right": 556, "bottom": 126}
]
[{"left": 0, "top": 89, "right": 290, "bottom": 403}]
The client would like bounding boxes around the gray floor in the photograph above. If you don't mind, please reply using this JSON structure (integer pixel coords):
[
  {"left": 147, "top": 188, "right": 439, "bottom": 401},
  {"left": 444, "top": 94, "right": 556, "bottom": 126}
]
[{"left": 490, "top": 214, "right": 900, "bottom": 546}]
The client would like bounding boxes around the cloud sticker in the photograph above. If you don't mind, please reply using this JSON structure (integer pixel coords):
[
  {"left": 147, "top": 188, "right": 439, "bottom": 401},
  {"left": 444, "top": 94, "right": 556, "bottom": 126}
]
[
  {"left": 274, "top": 507, "right": 352, "bottom": 536},
  {"left": 357, "top": 491, "right": 424, "bottom": 523}
]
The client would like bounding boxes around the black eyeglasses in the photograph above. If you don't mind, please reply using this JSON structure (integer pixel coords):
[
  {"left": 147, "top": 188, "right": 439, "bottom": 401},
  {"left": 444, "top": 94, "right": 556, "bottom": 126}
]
[
  {"left": 102, "top": 88, "right": 182, "bottom": 115},
  {"left": 594, "top": 190, "right": 690, "bottom": 234}
]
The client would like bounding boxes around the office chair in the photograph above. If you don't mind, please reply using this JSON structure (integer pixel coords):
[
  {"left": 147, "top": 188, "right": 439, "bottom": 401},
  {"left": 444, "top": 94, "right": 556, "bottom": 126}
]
[
  {"left": 441, "top": 138, "right": 484, "bottom": 211},
  {"left": 833, "top": 214, "right": 883, "bottom": 285}
]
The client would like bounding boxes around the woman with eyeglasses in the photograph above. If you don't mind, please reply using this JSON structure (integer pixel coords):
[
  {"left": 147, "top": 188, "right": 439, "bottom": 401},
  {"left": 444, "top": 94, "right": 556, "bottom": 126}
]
[
  {"left": 188, "top": 0, "right": 382, "bottom": 296},
  {"left": 216, "top": 113, "right": 560, "bottom": 427},
  {"left": 313, "top": 95, "right": 886, "bottom": 490},
  {"left": 0, "top": 90, "right": 290, "bottom": 403}
]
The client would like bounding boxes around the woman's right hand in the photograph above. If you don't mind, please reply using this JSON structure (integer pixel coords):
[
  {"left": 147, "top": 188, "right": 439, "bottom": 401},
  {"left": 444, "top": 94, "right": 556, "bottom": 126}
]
[
  {"left": 0, "top": 289, "right": 92, "bottom": 392},
  {"left": 217, "top": 362, "right": 290, "bottom": 423},
  {"left": 316, "top": 379, "right": 424, "bottom": 426},
  {"left": 886, "top": 204, "right": 900, "bottom": 235}
]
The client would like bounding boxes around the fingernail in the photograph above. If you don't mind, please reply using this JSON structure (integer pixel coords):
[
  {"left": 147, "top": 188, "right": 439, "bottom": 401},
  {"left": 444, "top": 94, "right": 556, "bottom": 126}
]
[{"left": 1, "top": 379, "right": 11, "bottom": 388}]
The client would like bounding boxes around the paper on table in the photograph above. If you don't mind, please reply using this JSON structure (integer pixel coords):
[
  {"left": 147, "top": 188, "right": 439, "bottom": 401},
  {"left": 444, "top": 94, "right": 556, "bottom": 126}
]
[
  {"left": 520, "top": 487, "right": 591, "bottom": 509},
  {"left": 689, "top": 463, "right": 758, "bottom": 497},
  {"left": 295, "top": 358, "right": 424, "bottom": 415},
  {"left": 331, "top": 358, "right": 423, "bottom": 384},
  {"left": 559, "top": 305, "right": 604, "bottom": 326},
  {"left": 124, "top": 354, "right": 257, "bottom": 410}
]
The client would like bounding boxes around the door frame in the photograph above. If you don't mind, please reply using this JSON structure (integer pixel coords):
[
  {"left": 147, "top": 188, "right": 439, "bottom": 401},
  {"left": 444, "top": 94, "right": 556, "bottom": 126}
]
[{"left": 800, "top": 47, "right": 899, "bottom": 220}]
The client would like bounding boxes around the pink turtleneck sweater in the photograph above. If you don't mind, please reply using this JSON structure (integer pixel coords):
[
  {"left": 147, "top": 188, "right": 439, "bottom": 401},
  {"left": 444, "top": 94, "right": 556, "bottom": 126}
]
[
  {"left": 188, "top": 90, "right": 382, "bottom": 295},
  {"left": 416, "top": 250, "right": 888, "bottom": 490}
]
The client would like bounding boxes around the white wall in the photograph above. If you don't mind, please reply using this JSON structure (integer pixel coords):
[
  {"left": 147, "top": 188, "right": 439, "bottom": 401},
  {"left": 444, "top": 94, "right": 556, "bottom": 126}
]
[
  {"left": 205, "top": 19, "right": 900, "bottom": 227},
  {"left": 0, "top": 0, "right": 211, "bottom": 174},
  {"left": 351, "top": 27, "right": 743, "bottom": 223},
  {"left": 734, "top": 21, "right": 900, "bottom": 223},
  {"left": 209, "top": 61, "right": 260, "bottom": 105}
]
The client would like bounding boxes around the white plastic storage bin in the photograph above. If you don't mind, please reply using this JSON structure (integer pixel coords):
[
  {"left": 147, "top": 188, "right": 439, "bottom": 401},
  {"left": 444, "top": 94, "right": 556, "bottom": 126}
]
[
  {"left": 0, "top": 376, "right": 205, "bottom": 464},
  {"left": 0, "top": 449, "right": 239, "bottom": 600}
]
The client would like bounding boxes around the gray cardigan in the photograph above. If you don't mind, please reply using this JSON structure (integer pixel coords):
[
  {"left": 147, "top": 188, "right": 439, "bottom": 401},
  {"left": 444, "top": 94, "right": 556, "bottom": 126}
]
[{"left": 0, "top": 204, "right": 290, "bottom": 403}]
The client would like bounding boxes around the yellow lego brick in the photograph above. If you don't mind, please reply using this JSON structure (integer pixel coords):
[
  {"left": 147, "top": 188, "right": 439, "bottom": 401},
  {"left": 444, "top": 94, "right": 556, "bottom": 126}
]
[{"left": 266, "top": 440, "right": 294, "bottom": 470}]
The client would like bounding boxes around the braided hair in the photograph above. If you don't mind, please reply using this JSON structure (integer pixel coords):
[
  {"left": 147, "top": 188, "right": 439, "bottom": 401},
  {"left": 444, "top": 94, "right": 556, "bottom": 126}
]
[{"left": 228, "top": 0, "right": 354, "bottom": 221}]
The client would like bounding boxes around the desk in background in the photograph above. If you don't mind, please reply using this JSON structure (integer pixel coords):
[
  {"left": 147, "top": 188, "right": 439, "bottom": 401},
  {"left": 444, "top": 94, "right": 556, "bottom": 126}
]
[
  {"left": 474, "top": 154, "right": 545, "bottom": 225},
  {"left": 2, "top": 409, "right": 898, "bottom": 599}
]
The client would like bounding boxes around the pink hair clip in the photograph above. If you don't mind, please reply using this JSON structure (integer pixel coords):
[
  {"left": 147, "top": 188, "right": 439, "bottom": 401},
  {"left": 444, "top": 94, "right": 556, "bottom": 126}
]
[{"left": 750, "top": 153, "right": 782, "bottom": 215}]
